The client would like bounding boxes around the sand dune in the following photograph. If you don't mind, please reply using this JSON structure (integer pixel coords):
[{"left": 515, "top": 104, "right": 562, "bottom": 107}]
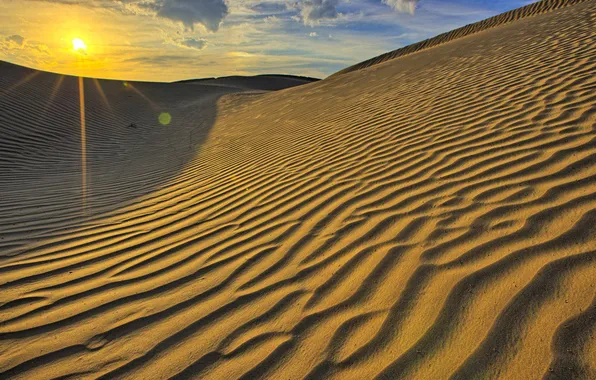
[
  {"left": 332, "top": 0, "right": 590, "bottom": 77},
  {"left": 0, "top": 64, "right": 315, "bottom": 242},
  {"left": 1, "top": 0, "right": 595, "bottom": 378},
  {"left": 177, "top": 75, "right": 319, "bottom": 91}
]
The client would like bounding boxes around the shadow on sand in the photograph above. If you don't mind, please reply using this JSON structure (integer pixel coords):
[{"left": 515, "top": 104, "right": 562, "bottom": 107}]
[{"left": 0, "top": 61, "right": 315, "bottom": 247}]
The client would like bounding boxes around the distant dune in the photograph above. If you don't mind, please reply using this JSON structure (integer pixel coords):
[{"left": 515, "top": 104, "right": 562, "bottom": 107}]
[
  {"left": 177, "top": 75, "right": 319, "bottom": 92},
  {"left": 0, "top": 0, "right": 595, "bottom": 379}
]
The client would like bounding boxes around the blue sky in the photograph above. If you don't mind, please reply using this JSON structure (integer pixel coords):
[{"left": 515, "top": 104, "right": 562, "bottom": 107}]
[{"left": 0, "top": 0, "right": 534, "bottom": 81}]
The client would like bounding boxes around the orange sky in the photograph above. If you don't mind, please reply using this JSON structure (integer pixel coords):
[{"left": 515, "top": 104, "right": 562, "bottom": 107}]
[{"left": 0, "top": 0, "right": 528, "bottom": 81}]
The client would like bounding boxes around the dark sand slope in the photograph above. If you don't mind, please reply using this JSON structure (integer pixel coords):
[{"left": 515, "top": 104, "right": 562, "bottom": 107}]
[
  {"left": 0, "top": 63, "right": 314, "bottom": 244},
  {"left": 0, "top": 1, "right": 595, "bottom": 379}
]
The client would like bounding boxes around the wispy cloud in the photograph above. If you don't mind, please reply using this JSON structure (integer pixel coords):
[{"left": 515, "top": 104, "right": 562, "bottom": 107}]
[
  {"left": 383, "top": 0, "right": 420, "bottom": 14},
  {"left": 178, "top": 37, "right": 208, "bottom": 50},
  {"left": 1, "top": 0, "right": 533, "bottom": 80},
  {"left": 249, "top": 2, "right": 288, "bottom": 14},
  {"left": 293, "top": 0, "right": 340, "bottom": 26},
  {"left": 30, "top": 0, "right": 230, "bottom": 32},
  {"left": 162, "top": 31, "right": 209, "bottom": 50}
]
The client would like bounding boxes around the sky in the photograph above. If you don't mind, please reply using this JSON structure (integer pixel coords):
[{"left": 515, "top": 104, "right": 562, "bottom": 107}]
[{"left": 0, "top": 0, "right": 533, "bottom": 81}]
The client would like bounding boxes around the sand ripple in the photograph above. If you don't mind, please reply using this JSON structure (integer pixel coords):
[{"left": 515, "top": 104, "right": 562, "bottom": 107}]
[{"left": 0, "top": 1, "right": 595, "bottom": 378}]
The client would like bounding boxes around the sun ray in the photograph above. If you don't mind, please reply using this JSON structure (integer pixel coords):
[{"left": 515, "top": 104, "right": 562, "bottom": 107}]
[
  {"left": 49, "top": 75, "right": 65, "bottom": 105},
  {"left": 93, "top": 78, "right": 113, "bottom": 113},
  {"left": 78, "top": 76, "right": 87, "bottom": 216},
  {"left": 1, "top": 71, "right": 41, "bottom": 96},
  {"left": 126, "top": 82, "right": 159, "bottom": 111},
  {"left": 36, "top": 75, "right": 65, "bottom": 123}
]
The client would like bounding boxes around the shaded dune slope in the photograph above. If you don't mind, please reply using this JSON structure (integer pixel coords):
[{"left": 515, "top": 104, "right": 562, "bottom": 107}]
[
  {"left": 332, "top": 0, "right": 590, "bottom": 77},
  {"left": 0, "top": 63, "right": 310, "bottom": 244},
  {"left": 1, "top": 1, "right": 595, "bottom": 379}
]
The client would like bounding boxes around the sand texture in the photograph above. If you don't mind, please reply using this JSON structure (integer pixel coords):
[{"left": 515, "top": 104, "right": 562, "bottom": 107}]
[
  {"left": 1, "top": 0, "right": 595, "bottom": 378},
  {"left": 332, "top": 0, "right": 590, "bottom": 78}
]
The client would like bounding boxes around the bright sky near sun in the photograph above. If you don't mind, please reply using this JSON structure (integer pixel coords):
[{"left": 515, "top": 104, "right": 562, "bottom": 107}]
[{"left": 0, "top": 0, "right": 533, "bottom": 81}]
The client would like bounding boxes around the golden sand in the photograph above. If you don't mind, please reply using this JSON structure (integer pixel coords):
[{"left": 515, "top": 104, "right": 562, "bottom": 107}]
[{"left": 0, "top": 1, "right": 595, "bottom": 378}]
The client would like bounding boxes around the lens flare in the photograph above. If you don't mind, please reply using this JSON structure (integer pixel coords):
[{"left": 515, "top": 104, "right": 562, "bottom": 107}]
[{"left": 159, "top": 112, "right": 172, "bottom": 125}]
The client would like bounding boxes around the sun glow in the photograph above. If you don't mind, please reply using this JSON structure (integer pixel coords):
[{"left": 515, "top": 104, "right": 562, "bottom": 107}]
[{"left": 72, "top": 38, "right": 87, "bottom": 53}]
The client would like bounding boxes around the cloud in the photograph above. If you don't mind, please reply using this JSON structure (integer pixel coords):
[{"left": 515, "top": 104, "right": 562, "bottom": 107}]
[
  {"left": 32, "top": 0, "right": 123, "bottom": 9},
  {"left": 178, "top": 37, "right": 208, "bottom": 49},
  {"left": 227, "top": 51, "right": 254, "bottom": 57},
  {"left": 1, "top": 33, "right": 53, "bottom": 67},
  {"left": 299, "top": 0, "right": 340, "bottom": 25},
  {"left": 122, "top": 54, "right": 202, "bottom": 66},
  {"left": 250, "top": 2, "right": 288, "bottom": 14},
  {"left": 154, "top": 0, "right": 229, "bottom": 31},
  {"left": 2, "top": 34, "right": 49, "bottom": 55},
  {"left": 383, "top": 0, "right": 420, "bottom": 14},
  {"left": 160, "top": 30, "right": 208, "bottom": 50},
  {"left": 31, "top": 0, "right": 229, "bottom": 32},
  {"left": 264, "top": 15, "right": 280, "bottom": 24},
  {"left": 6, "top": 35, "right": 25, "bottom": 46},
  {"left": 32, "top": 44, "right": 51, "bottom": 54}
]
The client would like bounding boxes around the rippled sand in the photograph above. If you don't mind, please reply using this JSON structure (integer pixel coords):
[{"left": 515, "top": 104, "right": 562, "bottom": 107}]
[{"left": 0, "top": 0, "right": 595, "bottom": 378}]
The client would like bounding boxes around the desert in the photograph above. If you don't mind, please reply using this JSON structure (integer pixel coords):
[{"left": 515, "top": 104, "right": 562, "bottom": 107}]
[{"left": 0, "top": 0, "right": 595, "bottom": 378}]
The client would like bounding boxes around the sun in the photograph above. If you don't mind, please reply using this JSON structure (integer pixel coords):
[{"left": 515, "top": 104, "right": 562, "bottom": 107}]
[{"left": 72, "top": 38, "right": 87, "bottom": 53}]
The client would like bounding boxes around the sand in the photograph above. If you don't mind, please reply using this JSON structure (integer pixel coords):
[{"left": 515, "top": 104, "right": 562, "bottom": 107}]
[
  {"left": 332, "top": 0, "right": 590, "bottom": 77},
  {"left": 0, "top": 0, "right": 595, "bottom": 378}
]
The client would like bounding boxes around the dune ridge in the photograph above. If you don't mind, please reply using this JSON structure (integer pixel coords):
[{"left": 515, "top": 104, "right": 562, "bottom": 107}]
[
  {"left": 1, "top": 0, "right": 595, "bottom": 379},
  {"left": 332, "top": 0, "right": 590, "bottom": 77}
]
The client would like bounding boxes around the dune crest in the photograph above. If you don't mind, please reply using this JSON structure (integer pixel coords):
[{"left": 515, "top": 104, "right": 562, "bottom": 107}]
[
  {"left": 332, "top": 0, "right": 590, "bottom": 77},
  {"left": 1, "top": 0, "right": 595, "bottom": 378}
]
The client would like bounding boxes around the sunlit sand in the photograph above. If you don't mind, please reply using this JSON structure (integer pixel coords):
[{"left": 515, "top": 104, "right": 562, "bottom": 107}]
[{"left": 0, "top": 0, "right": 595, "bottom": 378}]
